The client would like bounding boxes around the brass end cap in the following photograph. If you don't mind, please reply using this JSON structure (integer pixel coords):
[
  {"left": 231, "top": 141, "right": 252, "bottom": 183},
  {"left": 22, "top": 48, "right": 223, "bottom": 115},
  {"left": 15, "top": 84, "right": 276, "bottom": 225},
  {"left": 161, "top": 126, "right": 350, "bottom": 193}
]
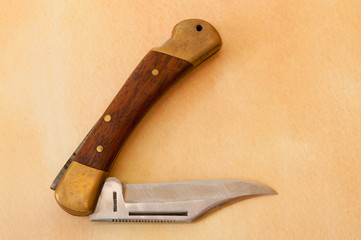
[
  {"left": 54, "top": 161, "right": 107, "bottom": 216},
  {"left": 153, "top": 19, "right": 222, "bottom": 67}
]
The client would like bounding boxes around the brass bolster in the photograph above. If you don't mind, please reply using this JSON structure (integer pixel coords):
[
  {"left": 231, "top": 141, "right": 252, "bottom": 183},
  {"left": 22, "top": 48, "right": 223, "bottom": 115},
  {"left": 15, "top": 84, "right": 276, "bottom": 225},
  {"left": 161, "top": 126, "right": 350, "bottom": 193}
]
[
  {"left": 54, "top": 161, "right": 107, "bottom": 216},
  {"left": 152, "top": 19, "right": 222, "bottom": 67}
]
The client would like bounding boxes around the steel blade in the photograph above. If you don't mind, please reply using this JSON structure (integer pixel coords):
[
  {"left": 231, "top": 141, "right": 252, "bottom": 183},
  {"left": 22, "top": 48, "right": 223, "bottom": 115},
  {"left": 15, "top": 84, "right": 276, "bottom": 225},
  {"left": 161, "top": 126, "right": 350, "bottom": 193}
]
[
  {"left": 50, "top": 127, "right": 93, "bottom": 190},
  {"left": 90, "top": 177, "right": 276, "bottom": 222}
]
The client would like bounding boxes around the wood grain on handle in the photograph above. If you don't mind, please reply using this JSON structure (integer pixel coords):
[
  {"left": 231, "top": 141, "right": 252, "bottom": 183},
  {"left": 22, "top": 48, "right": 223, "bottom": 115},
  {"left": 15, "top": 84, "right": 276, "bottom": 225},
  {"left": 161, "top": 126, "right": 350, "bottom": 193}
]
[{"left": 74, "top": 51, "right": 192, "bottom": 171}]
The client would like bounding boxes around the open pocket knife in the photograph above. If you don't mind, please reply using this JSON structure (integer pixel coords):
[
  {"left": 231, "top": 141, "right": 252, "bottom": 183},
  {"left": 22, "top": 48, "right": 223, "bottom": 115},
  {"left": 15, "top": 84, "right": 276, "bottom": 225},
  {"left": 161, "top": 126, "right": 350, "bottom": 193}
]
[{"left": 51, "top": 19, "right": 276, "bottom": 222}]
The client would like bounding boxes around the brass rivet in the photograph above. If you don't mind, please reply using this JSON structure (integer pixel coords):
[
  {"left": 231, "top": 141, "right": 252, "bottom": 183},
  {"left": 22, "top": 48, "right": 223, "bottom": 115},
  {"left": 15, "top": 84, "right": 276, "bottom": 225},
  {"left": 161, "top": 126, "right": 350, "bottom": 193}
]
[
  {"left": 104, "top": 115, "right": 111, "bottom": 122},
  {"left": 152, "top": 69, "right": 159, "bottom": 76},
  {"left": 96, "top": 145, "right": 103, "bottom": 153}
]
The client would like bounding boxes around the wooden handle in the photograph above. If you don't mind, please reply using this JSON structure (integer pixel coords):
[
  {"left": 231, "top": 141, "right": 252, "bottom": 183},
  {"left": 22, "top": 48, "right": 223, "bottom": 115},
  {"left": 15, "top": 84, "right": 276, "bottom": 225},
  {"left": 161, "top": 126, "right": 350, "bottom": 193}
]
[
  {"left": 54, "top": 19, "right": 222, "bottom": 216},
  {"left": 74, "top": 51, "right": 192, "bottom": 171}
]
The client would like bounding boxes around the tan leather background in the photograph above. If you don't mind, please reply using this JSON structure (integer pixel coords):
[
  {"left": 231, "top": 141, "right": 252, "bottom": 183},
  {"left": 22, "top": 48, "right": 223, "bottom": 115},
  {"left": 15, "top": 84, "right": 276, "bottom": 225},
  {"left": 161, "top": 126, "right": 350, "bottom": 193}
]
[{"left": 1, "top": 1, "right": 361, "bottom": 239}]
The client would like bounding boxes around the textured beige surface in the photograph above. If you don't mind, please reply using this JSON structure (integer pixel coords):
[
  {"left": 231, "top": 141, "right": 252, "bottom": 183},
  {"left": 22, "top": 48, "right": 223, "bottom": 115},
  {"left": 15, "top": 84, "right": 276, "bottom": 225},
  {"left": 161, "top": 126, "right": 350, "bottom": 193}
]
[{"left": 1, "top": 1, "right": 361, "bottom": 239}]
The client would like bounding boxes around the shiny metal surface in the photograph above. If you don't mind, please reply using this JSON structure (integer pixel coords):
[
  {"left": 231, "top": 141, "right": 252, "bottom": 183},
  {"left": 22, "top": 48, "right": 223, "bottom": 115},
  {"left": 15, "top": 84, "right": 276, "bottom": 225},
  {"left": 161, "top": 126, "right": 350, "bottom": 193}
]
[{"left": 90, "top": 178, "right": 276, "bottom": 222}]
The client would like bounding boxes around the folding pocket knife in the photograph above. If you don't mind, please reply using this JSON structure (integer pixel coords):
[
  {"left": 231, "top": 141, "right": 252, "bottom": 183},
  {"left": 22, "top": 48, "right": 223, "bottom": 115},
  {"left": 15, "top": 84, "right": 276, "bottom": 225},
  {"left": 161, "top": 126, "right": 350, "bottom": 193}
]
[{"left": 51, "top": 19, "right": 276, "bottom": 222}]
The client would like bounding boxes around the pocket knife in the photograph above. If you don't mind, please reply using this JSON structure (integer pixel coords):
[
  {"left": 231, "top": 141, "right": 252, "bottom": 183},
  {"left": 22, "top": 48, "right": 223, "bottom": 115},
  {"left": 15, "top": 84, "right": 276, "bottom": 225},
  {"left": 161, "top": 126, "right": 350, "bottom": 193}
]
[{"left": 50, "top": 19, "right": 276, "bottom": 222}]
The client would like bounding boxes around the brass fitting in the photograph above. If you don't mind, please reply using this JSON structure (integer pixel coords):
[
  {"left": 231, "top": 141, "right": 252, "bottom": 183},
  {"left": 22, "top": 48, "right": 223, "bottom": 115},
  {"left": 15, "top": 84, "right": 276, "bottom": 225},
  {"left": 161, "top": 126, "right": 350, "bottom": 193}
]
[{"left": 54, "top": 161, "right": 107, "bottom": 216}]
